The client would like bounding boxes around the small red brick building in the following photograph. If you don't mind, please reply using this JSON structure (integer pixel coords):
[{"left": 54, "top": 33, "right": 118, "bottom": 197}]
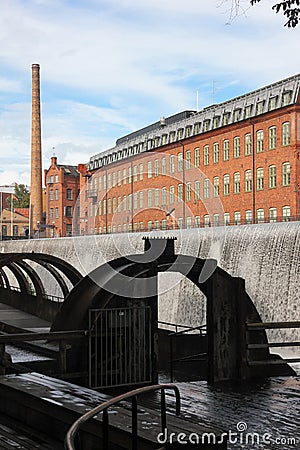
[{"left": 44, "top": 157, "right": 80, "bottom": 237}]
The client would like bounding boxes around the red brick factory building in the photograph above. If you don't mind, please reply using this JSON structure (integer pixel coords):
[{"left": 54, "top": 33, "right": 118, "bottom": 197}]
[{"left": 46, "top": 73, "right": 300, "bottom": 236}]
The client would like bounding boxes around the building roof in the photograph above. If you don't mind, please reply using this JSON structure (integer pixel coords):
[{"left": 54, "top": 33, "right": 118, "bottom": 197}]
[
  {"left": 57, "top": 165, "right": 79, "bottom": 177},
  {"left": 14, "top": 208, "right": 30, "bottom": 218},
  {"left": 88, "top": 73, "right": 300, "bottom": 172}
]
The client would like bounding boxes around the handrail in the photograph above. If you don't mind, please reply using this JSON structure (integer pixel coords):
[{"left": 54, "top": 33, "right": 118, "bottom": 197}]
[
  {"left": 169, "top": 324, "right": 206, "bottom": 337},
  {"left": 0, "top": 330, "right": 87, "bottom": 343},
  {"left": 0, "top": 285, "right": 64, "bottom": 302},
  {"left": 247, "top": 321, "right": 300, "bottom": 330},
  {"left": 64, "top": 384, "right": 181, "bottom": 450}
]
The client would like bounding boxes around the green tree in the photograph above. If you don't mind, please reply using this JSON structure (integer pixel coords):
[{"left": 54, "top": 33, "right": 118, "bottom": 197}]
[
  {"left": 225, "top": 0, "right": 300, "bottom": 27},
  {"left": 251, "top": 0, "right": 300, "bottom": 27},
  {"left": 6, "top": 184, "right": 30, "bottom": 210}
]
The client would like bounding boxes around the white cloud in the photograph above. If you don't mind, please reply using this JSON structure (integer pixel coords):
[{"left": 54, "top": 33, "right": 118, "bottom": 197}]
[{"left": 0, "top": 0, "right": 299, "bottom": 186}]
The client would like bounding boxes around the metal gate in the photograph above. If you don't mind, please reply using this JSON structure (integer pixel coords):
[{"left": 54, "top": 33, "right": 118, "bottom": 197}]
[{"left": 89, "top": 306, "right": 152, "bottom": 389}]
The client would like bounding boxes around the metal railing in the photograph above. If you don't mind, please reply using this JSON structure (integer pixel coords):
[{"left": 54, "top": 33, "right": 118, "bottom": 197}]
[
  {"left": 0, "top": 285, "right": 64, "bottom": 302},
  {"left": 0, "top": 330, "right": 87, "bottom": 375},
  {"left": 246, "top": 321, "right": 300, "bottom": 366},
  {"left": 163, "top": 323, "right": 207, "bottom": 382},
  {"left": 64, "top": 383, "right": 181, "bottom": 450}
]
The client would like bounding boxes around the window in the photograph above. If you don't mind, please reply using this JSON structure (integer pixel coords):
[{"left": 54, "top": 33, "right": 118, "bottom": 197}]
[
  {"left": 49, "top": 190, "right": 54, "bottom": 200},
  {"left": 194, "top": 123, "right": 201, "bottom": 134},
  {"left": 161, "top": 134, "right": 167, "bottom": 145},
  {"left": 223, "top": 113, "right": 230, "bottom": 125},
  {"left": 162, "top": 187, "right": 167, "bottom": 205},
  {"left": 128, "top": 194, "right": 132, "bottom": 211},
  {"left": 245, "top": 170, "right": 252, "bottom": 192},
  {"left": 282, "top": 206, "right": 290, "bottom": 221},
  {"left": 65, "top": 206, "right": 72, "bottom": 217},
  {"left": 107, "top": 198, "right": 111, "bottom": 214},
  {"left": 147, "top": 190, "right": 152, "bottom": 207},
  {"left": 13, "top": 225, "right": 18, "bottom": 236},
  {"left": 108, "top": 173, "right": 111, "bottom": 189},
  {"left": 223, "top": 174, "right": 230, "bottom": 196},
  {"left": 256, "top": 101, "right": 264, "bottom": 115},
  {"left": 204, "top": 179, "right": 209, "bottom": 199},
  {"left": 154, "top": 189, "right": 159, "bottom": 206},
  {"left": 234, "top": 172, "right": 240, "bottom": 194},
  {"left": 154, "top": 137, "right": 160, "bottom": 148},
  {"left": 269, "top": 165, "right": 277, "bottom": 189},
  {"left": 139, "top": 164, "right": 143, "bottom": 181},
  {"left": 118, "top": 170, "right": 121, "bottom": 186},
  {"left": 55, "top": 207, "right": 59, "bottom": 218},
  {"left": 178, "top": 153, "right": 183, "bottom": 172},
  {"left": 213, "top": 214, "right": 220, "bottom": 227},
  {"left": 66, "top": 188, "right": 72, "bottom": 200},
  {"left": 117, "top": 196, "right": 121, "bottom": 212},
  {"left": 256, "top": 130, "right": 264, "bottom": 152},
  {"left": 186, "top": 182, "right": 191, "bottom": 201},
  {"left": 139, "top": 191, "right": 143, "bottom": 208},
  {"left": 147, "top": 161, "right": 152, "bottom": 178},
  {"left": 133, "top": 193, "right": 137, "bottom": 210},
  {"left": 245, "top": 210, "right": 252, "bottom": 224},
  {"left": 178, "top": 218, "right": 183, "bottom": 229},
  {"left": 186, "top": 151, "right": 191, "bottom": 169},
  {"left": 103, "top": 199, "right": 107, "bottom": 214},
  {"left": 154, "top": 220, "right": 160, "bottom": 229},
  {"left": 244, "top": 105, "right": 252, "bottom": 119},
  {"left": 256, "top": 168, "right": 264, "bottom": 190},
  {"left": 204, "top": 145, "right": 209, "bottom": 165},
  {"left": 204, "top": 215, "right": 210, "bottom": 227},
  {"left": 112, "top": 172, "right": 116, "bottom": 187},
  {"left": 154, "top": 159, "right": 159, "bottom": 177},
  {"left": 223, "top": 140, "right": 229, "bottom": 161},
  {"left": 139, "top": 222, "right": 143, "bottom": 231},
  {"left": 123, "top": 196, "right": 126, "bottom": 211},
  {"left": 224, "top": 213, "right": 230, "bottom": 226},
  {"left": 194, "top": 148, "right": 200, "bottom": 167},
  {"left": 213, "top": 177, "right": 219, "bottom": 197},
  {"left": 234, "top": 211, "right": 241, "bottom": 225},
  {"left": 178, "top": 184, "right": 183, "bottom": 202},
  {"left": 282, "top": 91, "right": 291, "bottom": 106},
  {"left": 213, "top": 116, "right": 220, "bottom": 128},
  {"left": 161, "top": 158, "right": 166, "bottom": 175},
  {"left": 233, "top": 109, "right": 241, "bottom": 122},
  {"left": 133, "top": 166, "right": 138, "bottom": 182},
  {"left": 122, "top": 169, "right": 126, "bottom": 185},
  {"left": 282, "top": 122, "right": 290, "bottom": 146},
  {"left": 282, "top": 162, "right": 291, "bottom": 186},
  {"left": 50, "top": 208, "right": 54, "bottom": 219},
  {"left": 177, "top": 128, "right": 184, "bottom": 140},
  {"left": 269, "top": 208, "right": 277, "bottom": 223},
  {"left": 170, "top": 185, "right": 175, "bottom": 204},
  {"left": 269, "top": 96, "right": 277, "bottom": 111},
  {"left": 147, "top": 140, "right": 152, "bottom": 150},
  {"left": 170, "top": 155, "right": 175, "bottom": 173},
  {"left": 269, "top": 126, "right": 276, "bottom": 150},
  {"left": 169, "top": 131, "right": 175, "bottom": 143},
  {"left": 148, "top": 221, "right": 152, "bottom": 231},
  {"left": 213, "top": 143, "right": 219, "bottom": 163},
  {"left": 186, "top": 217, "right": 192, "bottom": 228},
  {"left": 257, "top": 209, "right": 264, "bottom": 223},
  {"left": 194, "top": 181, "right": 200, "bottom": 201},
  {"left": 195, "top": 216, "right": 200, "bottom": 227},
  {"left": 245, "top": 133, "right": 251, "bottom": 156},
  {"left": 203, "top": 120, "right": 210, "bottom": 131},
  {"left": 233, "top": 137, "right": 240, "bottom": 158}
]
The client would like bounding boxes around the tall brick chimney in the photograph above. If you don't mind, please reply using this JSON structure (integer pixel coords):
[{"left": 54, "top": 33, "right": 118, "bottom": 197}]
[{"left": 30, "top": 63, "right": 43, "bottom": 235}]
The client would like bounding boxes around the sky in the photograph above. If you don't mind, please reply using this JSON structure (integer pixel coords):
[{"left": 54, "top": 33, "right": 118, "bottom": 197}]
[{"left": 0, "top": 0, "right": 299, "bottom": 187}]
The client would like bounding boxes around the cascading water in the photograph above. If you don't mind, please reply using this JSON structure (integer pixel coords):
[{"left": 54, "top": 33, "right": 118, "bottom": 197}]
[{"left": 1, "top": 222, "right": 299, "bottom": 356}]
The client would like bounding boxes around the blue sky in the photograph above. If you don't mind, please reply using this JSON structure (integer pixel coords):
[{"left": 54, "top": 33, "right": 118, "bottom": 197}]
[{"left": 0, "top": 0, "right": 299, "bottom": 186}]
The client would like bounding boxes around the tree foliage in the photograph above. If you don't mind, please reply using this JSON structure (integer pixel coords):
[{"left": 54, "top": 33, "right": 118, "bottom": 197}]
[
  {"left": 6, "top": 184, "right": 30, "bottom": 210},
  {"left": 251, "top": 0, "right": 300, "bottom": 27}
]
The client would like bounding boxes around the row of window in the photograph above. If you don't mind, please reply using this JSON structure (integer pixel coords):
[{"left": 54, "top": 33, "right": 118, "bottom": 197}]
[
  {"left": 91, "top": 94, "right": 292, "bottom": 169},
  {"left": 90, "top": 123, "right": 291, "bottom": 191},
  {"left": 49, "top": 206, "right": 73, "bottom": 219},
  {"left": 86, "top": 205, "right": 292, "bottom": 235},
  {"left": 89, "top": 163, "right": 291, "bottom": 216},
  {"left": 49, "top": 188, "right": 73, "bottom": 201}
]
